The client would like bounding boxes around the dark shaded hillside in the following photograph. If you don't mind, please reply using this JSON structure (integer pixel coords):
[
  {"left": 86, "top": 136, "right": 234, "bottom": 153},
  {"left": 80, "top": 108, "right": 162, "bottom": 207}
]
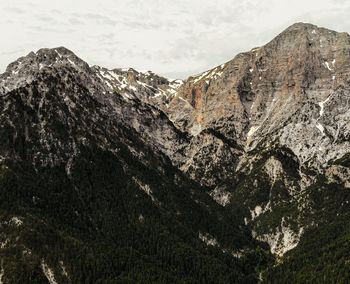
[{"left": 0, "top": 58, "right": 270, "bottom": 283}]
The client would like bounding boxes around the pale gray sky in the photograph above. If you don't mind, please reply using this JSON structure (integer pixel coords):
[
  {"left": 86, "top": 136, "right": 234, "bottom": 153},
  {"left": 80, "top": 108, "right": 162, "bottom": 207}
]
[{"left": 1, "top": 0, "right": 350, "bottom": 78}]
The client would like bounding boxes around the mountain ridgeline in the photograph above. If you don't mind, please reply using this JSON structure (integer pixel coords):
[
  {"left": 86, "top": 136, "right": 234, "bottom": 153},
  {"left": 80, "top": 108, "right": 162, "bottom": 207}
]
[{"left": 0, "top": 23, "right": 349, "bottom": 283}]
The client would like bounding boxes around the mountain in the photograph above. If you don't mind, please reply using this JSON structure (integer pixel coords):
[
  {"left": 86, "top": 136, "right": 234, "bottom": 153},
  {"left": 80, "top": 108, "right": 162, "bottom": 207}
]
[{"left": 0, "top": 22, "right": 349, "bottom": 283}]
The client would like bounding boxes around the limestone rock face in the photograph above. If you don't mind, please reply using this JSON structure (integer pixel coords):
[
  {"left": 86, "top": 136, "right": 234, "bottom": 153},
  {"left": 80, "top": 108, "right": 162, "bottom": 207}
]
[{"left": 166, "top": 23, "right": 350, "bottom": 170}]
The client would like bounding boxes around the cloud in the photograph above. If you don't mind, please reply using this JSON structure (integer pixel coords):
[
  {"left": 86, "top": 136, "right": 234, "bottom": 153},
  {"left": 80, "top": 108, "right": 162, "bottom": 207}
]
[
  {"left": 6, "top": 7, "right": 26, "bottom": 14},
  {"left": 28, "top": 25, "right": 73, "bottom": 34},
  {"left": 72, "top": 13, "right": 118, "bottom": 25},
  {"left": 0, "top": 49, "right": 26, "bottom": 56},
  {"left": 37, "top": 16, "right": 62, "bottom": 25},
  {"left": 68, "top": 18, "right": 85, "bottom": 25},
  {"left": 0, "top": 0, "right": 350, "bottom": 78}
]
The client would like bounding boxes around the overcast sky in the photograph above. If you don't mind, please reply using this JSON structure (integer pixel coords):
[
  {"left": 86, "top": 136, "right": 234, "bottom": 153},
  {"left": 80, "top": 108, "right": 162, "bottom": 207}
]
[{"left": 1, "top": 0, "right": 350, "bottom": 78}]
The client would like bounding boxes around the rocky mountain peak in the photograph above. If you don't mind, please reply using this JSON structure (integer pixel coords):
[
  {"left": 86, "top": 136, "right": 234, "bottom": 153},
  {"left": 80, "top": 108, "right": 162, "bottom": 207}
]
[
  {"left": 280, "top": 22, "right": 325, "bottom": 36},
  {"left": 4, "top": 46, "right": 89, "bottom": 75},
  {"left": 0, "top": 47, "right": 92, "bottom": 96},
  {"left": 162, "top": 23, "right": 349, "bottom": 177}
]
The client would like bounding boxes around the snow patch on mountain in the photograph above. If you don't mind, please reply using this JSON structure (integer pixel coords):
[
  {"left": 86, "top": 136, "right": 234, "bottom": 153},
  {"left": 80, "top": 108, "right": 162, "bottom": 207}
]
[{"left": 318, "top": 94, "right": 332, "bottom": 117}]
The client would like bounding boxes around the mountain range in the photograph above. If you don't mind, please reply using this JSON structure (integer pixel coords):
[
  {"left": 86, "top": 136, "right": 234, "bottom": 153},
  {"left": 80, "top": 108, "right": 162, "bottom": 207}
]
[{"left": 0, "top": 22, "right": 349, "bottom": 283}]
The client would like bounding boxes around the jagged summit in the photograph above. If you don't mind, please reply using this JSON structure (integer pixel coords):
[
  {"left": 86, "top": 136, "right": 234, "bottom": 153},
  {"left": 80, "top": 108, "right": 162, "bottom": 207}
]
[
  {"left": 282, "top": 22, "right": 322, "bottom": 33},
  {"left": 4, "top": 46, "right": 88, "bottom": 74},
  {"left": 279, "top": 22, "right": 349, "bottom": 38},
  {"left": 0, "top": 46, "right": 184, "bottom": 105},
  {"left": 266, "top": 22, "right": 349, "bottom": 52}
]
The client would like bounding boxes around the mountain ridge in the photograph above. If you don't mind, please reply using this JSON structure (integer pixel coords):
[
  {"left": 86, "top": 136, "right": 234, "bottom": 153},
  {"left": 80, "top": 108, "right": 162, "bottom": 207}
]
[{"left": 0, "top": 22, "right": 349, "bottom": 283}]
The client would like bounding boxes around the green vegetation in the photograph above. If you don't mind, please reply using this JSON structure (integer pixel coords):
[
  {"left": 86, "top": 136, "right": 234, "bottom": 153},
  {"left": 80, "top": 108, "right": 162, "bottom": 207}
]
[{"left": 0, "top": 143, "right": 271, "bottom": 283}]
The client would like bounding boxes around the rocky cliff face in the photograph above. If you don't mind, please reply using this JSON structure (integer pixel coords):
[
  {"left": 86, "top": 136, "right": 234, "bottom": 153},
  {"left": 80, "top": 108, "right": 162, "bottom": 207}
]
[
  {"left": 162, "top": 23, "right": 350, "bottom": 258},
  {"left": 0, "top": 23, "right": 349, "bottom": 282},
  {"left": 167, "top": 22, "right": 349, "bottom": 174}
]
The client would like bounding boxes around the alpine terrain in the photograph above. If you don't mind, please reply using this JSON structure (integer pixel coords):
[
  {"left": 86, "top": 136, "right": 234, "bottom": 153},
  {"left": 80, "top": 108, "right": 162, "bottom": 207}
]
[{"left": 0, "top": 22, "right": 349, "bottom": 283}]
